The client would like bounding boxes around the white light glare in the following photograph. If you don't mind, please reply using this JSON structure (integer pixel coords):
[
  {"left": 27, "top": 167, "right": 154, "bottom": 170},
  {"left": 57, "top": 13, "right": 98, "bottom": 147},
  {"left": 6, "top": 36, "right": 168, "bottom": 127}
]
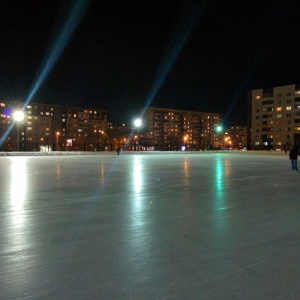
[
  {"left": 134, "top": 119, "right": 142, "bottom": 128},
  {"left": 13, "top": 111, "right": 25, "bottom": 122}
]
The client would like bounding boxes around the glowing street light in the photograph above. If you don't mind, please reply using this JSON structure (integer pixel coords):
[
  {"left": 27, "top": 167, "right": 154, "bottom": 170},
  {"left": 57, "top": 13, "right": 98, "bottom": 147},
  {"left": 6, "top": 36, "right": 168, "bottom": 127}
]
[
  {"left": 215, "top": 124, "right": 223, "bottom": 150},
  {"left": 13, "top": 111, "right": 25, "bottom": 122},
  {"left": 134, "top": 119, "right": 142, "bottom": 128},
  {"left": 216, "top": 125, "right": 223, "bottom": 133},
  {"left": 134, "top": 119, "right": 142, "bottom": 151},
  {"left": 13, "top": 110, "right": 25, "bottom": 151},
  {"left": 56, "top": 132, "right": 60, "bottom": 150}
]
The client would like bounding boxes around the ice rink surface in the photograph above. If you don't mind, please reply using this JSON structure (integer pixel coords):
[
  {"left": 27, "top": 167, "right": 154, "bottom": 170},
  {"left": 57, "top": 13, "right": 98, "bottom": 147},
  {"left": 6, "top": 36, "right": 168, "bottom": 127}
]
[{"left": 1, "top": 152, "right": 300, "bottom": 299}]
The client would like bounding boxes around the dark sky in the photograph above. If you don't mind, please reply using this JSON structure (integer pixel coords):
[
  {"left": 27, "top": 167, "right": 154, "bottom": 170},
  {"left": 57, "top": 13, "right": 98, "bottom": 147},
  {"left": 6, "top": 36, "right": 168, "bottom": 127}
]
[{"left": 1, "top": 0, "right": 300, "bottom": 126}]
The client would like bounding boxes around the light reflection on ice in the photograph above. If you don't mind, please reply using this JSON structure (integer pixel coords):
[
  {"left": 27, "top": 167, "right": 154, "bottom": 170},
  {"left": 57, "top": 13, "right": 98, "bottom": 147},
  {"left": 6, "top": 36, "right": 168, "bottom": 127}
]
[
  {"left": 133, "top": 156, "right": 142, "bottom": 196},
  {"left": 214, "top": 156, "right": 226, "bottom": 210},
  {"left": 10, "top": 157, "right": 27, "bottom": 227}
]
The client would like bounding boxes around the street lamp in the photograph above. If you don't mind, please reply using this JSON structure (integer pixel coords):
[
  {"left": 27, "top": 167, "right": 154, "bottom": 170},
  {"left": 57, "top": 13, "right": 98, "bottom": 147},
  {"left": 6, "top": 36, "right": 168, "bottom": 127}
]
[
  {"left": 134, "top": 118, "right": 141, "bottom": 151},
  {"left": 215, "top": 124, "right": 223, "bottom": 150},
  {"left": 56, "top": 132, "right": 60, "bottom": 150},
  {"left": 13, "top": 110, "right": 25, "bottom": 151}
]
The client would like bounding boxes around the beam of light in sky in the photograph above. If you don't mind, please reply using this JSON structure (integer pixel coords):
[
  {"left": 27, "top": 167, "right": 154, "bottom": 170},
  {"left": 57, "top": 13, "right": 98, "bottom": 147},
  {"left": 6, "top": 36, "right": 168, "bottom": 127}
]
[
  {"left": 141, "top": 1, "right": 207, "bottom": 117},
  {"left": 23, "top": 0, "right": 91, "bottom": 109},
  {"left": 222, "top": 69, "right": 256, "bottom": 125},
  {"left": 0, "top": 0, "right": 90, "bottom": 148}
]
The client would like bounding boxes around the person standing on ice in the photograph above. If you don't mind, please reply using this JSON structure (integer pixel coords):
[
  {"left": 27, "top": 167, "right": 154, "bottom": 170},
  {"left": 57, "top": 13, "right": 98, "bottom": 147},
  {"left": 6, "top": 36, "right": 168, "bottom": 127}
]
[
  {"left": 116, "top": 147, "right": 121, "bottom": 156},
  {"left": 289, "top": 145, "right": 300, "bottom": 171}
]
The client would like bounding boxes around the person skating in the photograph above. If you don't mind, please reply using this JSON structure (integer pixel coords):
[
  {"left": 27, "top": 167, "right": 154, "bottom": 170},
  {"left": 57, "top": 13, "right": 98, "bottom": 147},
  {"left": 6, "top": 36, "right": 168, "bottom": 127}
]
[{"left": 289, "top": 145, "right": 300, "bottom": 171}]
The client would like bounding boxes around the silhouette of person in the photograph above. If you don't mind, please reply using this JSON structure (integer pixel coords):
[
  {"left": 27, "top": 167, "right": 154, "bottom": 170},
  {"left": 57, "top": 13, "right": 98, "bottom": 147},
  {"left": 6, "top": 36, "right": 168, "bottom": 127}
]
[{"left": 289, "top": 145, "right": 299, "bottom": 171}]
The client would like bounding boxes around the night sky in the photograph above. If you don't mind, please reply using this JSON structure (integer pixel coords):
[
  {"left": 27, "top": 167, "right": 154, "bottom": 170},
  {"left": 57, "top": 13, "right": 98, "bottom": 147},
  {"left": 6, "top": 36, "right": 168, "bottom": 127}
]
[{"left": 1, "top": 0, "right": 300, "bottom": 126}]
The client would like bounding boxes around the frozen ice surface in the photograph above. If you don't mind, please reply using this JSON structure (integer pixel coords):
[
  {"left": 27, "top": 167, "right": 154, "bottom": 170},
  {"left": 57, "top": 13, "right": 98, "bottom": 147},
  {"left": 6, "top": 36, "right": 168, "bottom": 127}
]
[{"left": 1, "top": 152, "right": 300, "bottom": 299}]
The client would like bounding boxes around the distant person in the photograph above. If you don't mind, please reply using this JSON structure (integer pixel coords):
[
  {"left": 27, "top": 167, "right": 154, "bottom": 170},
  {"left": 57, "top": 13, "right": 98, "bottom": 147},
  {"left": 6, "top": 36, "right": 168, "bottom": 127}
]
[
  {"left": 289, "top": 145, "right": 300, "bottom": 171},
  {"left": 116, "top": 147, "right": 121, "bottom": 156}
]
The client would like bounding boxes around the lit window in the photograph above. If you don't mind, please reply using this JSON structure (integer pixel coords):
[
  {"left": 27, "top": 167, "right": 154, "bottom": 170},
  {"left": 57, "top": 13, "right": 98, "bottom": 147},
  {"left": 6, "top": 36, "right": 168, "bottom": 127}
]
[
  {"left": 255, "top": 96, "right": 261, "bottom": 99},
  {"left": 0, "top": 103, "right": 5, "bottom": 107},
  {"left": 276, "top": 107, "right": 282, "bottom": 111},
  {"left": 295, "top": 91, "right": 300, "bottom": 95},
  {"left": 286, "top": 106, "right": 292, "bottom": 110},
  {"left": 277, "top": 114, "right": 281, "bottom": 118}
]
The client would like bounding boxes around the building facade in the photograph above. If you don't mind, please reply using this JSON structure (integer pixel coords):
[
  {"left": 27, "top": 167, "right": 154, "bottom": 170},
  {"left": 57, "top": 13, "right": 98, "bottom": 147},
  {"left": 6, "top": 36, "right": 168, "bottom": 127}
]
[
  {"left": 143, "top": 107, "right": 222, "bottom": 150},
  {"left": 0, "top": 101, "right": 107, "bottom": 151},
  {"left": 224, "top": 126, "right": 247, "bottom": 150},
  {"left": 248, "top": 84, "right": 300, "bottom": 151}
]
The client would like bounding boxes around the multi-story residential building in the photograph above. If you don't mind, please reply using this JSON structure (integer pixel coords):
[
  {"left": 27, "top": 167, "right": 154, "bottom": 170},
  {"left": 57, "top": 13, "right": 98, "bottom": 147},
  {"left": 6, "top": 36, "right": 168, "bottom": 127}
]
[
  {"left": 224, "top": 126, "right": 247, "bottom": 150},
  {"left": 0, "top": 100, "right": 107, "bottom": 151},
  {"left": 248, "top": 84, "right": 300, "bottom": 151},
  {"left": 142, "top": 107, "right": 222, "bottom": 150}
]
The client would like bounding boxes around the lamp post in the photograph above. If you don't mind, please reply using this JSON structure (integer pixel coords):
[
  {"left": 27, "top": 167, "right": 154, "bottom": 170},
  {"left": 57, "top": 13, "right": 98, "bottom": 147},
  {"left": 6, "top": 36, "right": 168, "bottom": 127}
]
[
  {"left": 134, "top": 119, "right": 141, "bottom": 151},
  {"left": 13, "top": 110, "right": 25, "bottom": 151},
  {"left": 183, "top": 135, "right": 188, "bottom": 151},
  {"left": 56, "top": 132, "right": 60, "bottom": 151},
  {"left": 216, "top": 124, "right": 223, "bottom": 150}
]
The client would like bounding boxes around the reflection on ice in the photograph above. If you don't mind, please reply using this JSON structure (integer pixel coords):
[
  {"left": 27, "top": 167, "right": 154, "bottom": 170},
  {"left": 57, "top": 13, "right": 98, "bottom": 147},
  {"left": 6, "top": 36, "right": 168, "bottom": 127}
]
[
  {"left": 215, "top": 156, "right": 224, "bottom": 203},
  {"left": 10, "top": 157, "right": 27, "bottom": 227},
  {"left": 133, "top": 156, "right": 142, "bottom": 196}
]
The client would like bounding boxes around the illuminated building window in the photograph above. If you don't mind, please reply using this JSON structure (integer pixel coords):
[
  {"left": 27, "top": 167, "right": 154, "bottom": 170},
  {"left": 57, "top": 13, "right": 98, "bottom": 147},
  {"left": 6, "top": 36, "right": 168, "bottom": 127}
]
[
  {"left": 276, "top": 114, "right": 281, "bottom": 118},
  {"left": 286, "top": 106, "right": 292, "bottom": 110},
  {"left": 0, "top": 103, "right": 5, "bottom": 107},
  {"left": 46, "top": 112, "right": 50, "bottom": 116},
  {"left": 276, "top": 107, "right": 282, "bottom": 111},
  {"left": 28, "top": 127, "right": 32, "bottom": 130},
  {"left": 40, "top": 138, "right": 44, "bottom": 141},
  {"left": 295, "top": 91, "right": 300, "bottom": 95},
  {"left": 27, "top": 105, "right": 32, "bottom": 109}
]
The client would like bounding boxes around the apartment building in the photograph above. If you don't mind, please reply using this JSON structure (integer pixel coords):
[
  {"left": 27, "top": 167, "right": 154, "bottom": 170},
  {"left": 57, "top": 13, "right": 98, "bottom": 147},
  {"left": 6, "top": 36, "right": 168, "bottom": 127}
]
[
  {"left": 248, "top": 84, "right": 300, "bottom": 151},
  {"left": 224, "top": 126, "right": 247, "bottom": 150},
  {"left": 0, "top": 100, "right": 107, "bottom": 151},
  {"left": 143, "top": 107, "right": 222, "bottom": 150}
]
